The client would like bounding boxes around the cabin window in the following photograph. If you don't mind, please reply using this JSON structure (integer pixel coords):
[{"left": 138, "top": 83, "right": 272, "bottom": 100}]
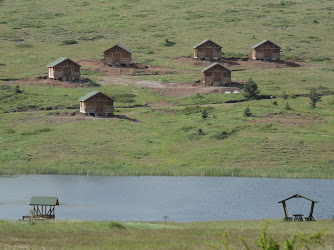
[
  {"left": 55, "top": 67, "right": 61, "bottom": 72},
  {"left": 205, "top": 72, "right": 212, "bottom": 77},
  {"left": 223, "top": 72, "right": 231, "bottom": 78},
  {"left": 273, "top": 49, "right": 280, "bottom": 53},
  {"left": 198, "top": 48, "right": 204, "bottom": 52}
]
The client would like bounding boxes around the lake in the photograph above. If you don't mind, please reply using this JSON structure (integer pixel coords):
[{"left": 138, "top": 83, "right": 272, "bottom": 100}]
[{"left": 0, "top": 175, "right": 333, "bottom": 222}]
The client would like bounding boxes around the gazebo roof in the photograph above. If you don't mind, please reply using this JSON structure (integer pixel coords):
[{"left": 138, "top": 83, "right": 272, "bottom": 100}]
[
  {"left": 278, "top": 194, "right": 318, "bottom": 203},
  {"left": 29, "top": 197, "right": 59, "bottom": 206}
]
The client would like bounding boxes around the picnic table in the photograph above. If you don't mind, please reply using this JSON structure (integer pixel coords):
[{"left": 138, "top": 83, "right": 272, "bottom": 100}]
[{"left": 293, "top": 214, "right": 304, "bottom": 221}]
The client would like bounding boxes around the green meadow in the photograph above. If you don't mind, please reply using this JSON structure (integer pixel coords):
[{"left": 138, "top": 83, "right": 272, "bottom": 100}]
[
  {"left": 0, "top": 0, "right": 334, "bottom": 177},
  {"left": 0, "top": 220, "right": 333, "bottom": 249}
]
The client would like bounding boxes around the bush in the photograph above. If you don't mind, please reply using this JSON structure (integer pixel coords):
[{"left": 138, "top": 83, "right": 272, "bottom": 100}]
[
  {"left": 244, "top": 107, "right": 252, "bottom": 117},
  {"left": 243, "top": 78, "right": 260, "bottom": 99},
  {"left": 163, "top": 39, "right": 176, "bottom": 47},
  {"left": 285, "top": 102, "right": 291, "bottom": 110},
  {"left": 60, "top": 40, "right": 78, "bottom": 45},
  {"left": 281, "top": 91, "right": 288, "bottom": 99},
  {"left": 308, "top": 87, "right": 322, "bottom": 108}
]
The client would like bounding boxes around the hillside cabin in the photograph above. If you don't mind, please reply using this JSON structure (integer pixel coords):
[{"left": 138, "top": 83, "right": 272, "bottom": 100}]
[
  {"left": 47, "top": 57, "right": 81, "bottom": 81},
  {"left": 29, "top": 196, "right": 59, "bottom": 219},
  {"left": 193, "top": 39, "right": 222, "bottom": 60},
  {"left": 202, "top": 63, "right": 231, "bottom": 86},
  {"left": 251, "top": 40, "right": 280, "bottom": 61},
  {"left": 79, "top": 91, "right": 114, "bottom": 116},
  {"left": 103, "top": 44, "right": 133, "bottom": 66}
]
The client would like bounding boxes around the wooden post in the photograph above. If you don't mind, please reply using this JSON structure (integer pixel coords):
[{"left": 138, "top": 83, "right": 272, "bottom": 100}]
[
  {"left": 282, "top": 201, "right": 288, "bottom": 218},
  {"left": 309, "top": 201, "right": 315, "bottom": 218}
]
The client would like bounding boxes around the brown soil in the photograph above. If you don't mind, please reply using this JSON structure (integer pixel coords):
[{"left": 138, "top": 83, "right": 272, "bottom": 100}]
[
  {"left": 173, "top": 56, "right": 316, "bottom": 70},
  {"left": 149, "top": 86, "right": 241, "bottom": 97},
  {"left": 78, "top": 59, "right": 174, "bottom": 76},
  {"left": 247, "top": 112, "right": 324, "bottom": 126}
]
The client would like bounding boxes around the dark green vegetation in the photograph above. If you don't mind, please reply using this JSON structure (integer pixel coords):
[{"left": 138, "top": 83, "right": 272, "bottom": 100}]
[
  {"left": 0, "top": 220, "right": 333, "bottom": 249},
  {"left": 0, "top": 0, "right": 333, "bottom": 177}
]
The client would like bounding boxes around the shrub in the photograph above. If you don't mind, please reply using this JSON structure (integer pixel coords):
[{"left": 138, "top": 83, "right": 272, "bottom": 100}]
[
  {"left": 244, "top": 107, "right": 252, "bottom": 117},
  {"left": 201, "top": 109, "right": 208, "bottom": 119},
  {"left": 308, "top": 87, "right": 322, "bottom": 108},
  {"left": 197, "top": 128, "right": 205, "bottom": 135},
  {"left": 285, "top": 102, "right": 291, "bottom": 110},
  {"left": 281, "top": 91, "right": 288, "bottom": 99},
  {"left": 272, "top": 101, "right": 278, "bottom": 106},
  {"left": 108, "top": 222, "right": 125, "bottom": 229},
  {"left": 60, "top": 40, "right": 78, "bottom": 45},
  {"left": 163, "top": 39, "right": 176, "bottom": 47},
  {"left": 243, "top": 78, "right": 260, "bottom": 99}
]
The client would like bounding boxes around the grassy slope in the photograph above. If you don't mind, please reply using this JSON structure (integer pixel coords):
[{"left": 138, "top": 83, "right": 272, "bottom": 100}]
[
  {"left": 0, "top": 220, "right": 333, "bottom": 249},
  {"left": 0, "top": 0, "right": 334, "bottom": 177}
]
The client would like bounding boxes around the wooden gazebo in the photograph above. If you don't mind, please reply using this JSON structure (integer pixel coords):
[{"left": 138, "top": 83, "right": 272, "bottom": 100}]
[
  {"left": 278, "top": 194, "right": 318, "bottom": 221},
  {"left": 29, "top": 196, "right": 59, "bottom": 219}
]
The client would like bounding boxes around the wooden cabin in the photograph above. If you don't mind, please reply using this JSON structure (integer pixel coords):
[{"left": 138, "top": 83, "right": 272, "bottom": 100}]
[
  {"left": 103, "top": 44, "right": 133, "bottom": 66},
  {"left": 251, "top": 40, "right": 280, "bottom": 61},
  {"left": 79, "top": 91, "right": 114, "bottom": 116},
  {"left": 47, "top": 57, "right": 81, "bottom": 81},
  {"left": 193, "top": 39, "right": 222, "bottom": 60},
  {"left": 201, "top": 63, "right": 231, "bottom": 86},
  {"left": 29, "top": 196, "right": 59, "bottom": 219}
]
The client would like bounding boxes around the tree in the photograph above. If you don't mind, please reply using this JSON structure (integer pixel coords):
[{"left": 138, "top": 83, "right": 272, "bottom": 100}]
[
  {"left": 243, "top": 78, "right": 260, "bottom": 99},
  {"left": 308, "top": 87, "right": 322, "bottom": 108}
]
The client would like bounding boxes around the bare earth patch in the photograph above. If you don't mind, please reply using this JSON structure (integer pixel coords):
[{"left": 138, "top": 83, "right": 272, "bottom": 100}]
[
  {"left": 78, "top": 59, "right": 174, "bottom": 76},
  {"left": 173, "top": 56, "right": 316, "bottom": 70},
  {"left": 247, "top": 112, "right": 324, "bottom": 126}
]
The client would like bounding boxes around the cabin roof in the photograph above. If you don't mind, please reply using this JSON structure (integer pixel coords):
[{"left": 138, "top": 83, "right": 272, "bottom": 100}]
[
  {"left": 29, "top": 196, "right": 59, "bottom": 206},
  {"left": 193, "top": 39, "right": 222, "bottom": 49},
  {"left": 78, "top": 91, "right": 113, "bottom": 101},
  {"left": 103, "top": 44, "right": 133, "bottom": 53},
  {"left": 278, "top": 194, "right": 318, "bottom": 203},
  {"left": 251, "top": 40, "right": 281, "bottom": 49},
  {"left": 47, "top": 57, "right": 81, "bottom": 67},
  {"left": 201, "top": 62, "right": 230, "bottom": 72}
]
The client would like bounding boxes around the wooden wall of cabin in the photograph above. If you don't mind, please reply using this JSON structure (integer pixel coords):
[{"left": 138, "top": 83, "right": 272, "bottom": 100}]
[
  {"left": 81, "top": 95, "right": 114, "bottom": 114},
  {"left": 202, "top": 67, "right": 231, "bottom": 86},
  {"left": 252, "top": 43, "right": 280, "bottom": 60},
  {"left": 104, "top": 47, "right": 132, "bottom": 65},
  {"left": 50, "top": 60, "right": 80, "bottom": 80}
]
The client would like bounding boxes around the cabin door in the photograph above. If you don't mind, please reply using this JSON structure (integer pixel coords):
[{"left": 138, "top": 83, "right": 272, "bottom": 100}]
[
  {"left": 114, "top": 53, "right": 120, "bottom": 63},
  {"left": 214, "top": 72, "right": 221, "bottom": 82},
  {"left": 63, "top": 67, "right": 71, "bottom": 80},
  {"left": 96, "top": 102, "right": 102, "bottom": 113},
  {"left": 264, "top": 49, "right": 271, "bottom": 58},
  {"left": 206, "top": 48, "right": 212, "bottom": 57}
]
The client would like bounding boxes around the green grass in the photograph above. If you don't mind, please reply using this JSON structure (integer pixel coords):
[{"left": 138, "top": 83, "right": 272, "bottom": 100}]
[
  {"left": 0, "top": 220, "right": 333, "bottom": 249},
  {"left": 0, "top": 0, "right": 334, "bottom": 178}
]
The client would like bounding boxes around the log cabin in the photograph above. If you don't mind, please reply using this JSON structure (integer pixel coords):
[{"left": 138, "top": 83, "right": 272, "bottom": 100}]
[
  {"left": 103, "top": 44, "right": 133, "bottom": 66},
  {"left": 202, "top": 63, "right": 231, "bottom": 86},
  {"left": 251, "top": 40, "right": 280, "bottom": 61},
  {"left": 47, "top": 57, "right": 81, "bottom": 81},
  {"left": 193, "top": 39, "right": 222, "bottom": 60},
  {"left": 79, "top": 91, "right": 114, "bottom": 116}
]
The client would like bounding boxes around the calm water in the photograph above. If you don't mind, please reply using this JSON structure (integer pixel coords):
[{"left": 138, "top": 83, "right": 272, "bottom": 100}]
[{"left": 0, "top": 175, "right": 333, "bottom": 222}]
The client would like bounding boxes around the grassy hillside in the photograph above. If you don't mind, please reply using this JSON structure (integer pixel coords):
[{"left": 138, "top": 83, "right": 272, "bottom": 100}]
[
  {"left": 0, "top": 220, "right": 333, "bottom": 249},
  {"left": 0, "top": 0, "right": 333, "bottom": 177}
]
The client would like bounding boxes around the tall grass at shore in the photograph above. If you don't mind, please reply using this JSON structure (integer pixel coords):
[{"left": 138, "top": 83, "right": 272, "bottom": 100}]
[{"left": 0, "top": 220, "right": 333, "bottom": 249}]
